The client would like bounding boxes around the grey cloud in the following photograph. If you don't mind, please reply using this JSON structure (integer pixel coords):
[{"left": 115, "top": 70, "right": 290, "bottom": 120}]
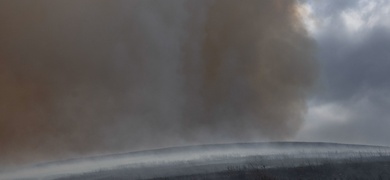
[
  {"left": 307, "top": 0, "right": 357, "bottom": 16},
  {"left": 298, "top": 89, "right": 390, "bottom": 146},
  {"left": 298, "top": 0, "right": 390, "bottom": 146},
  {"left": 318, "top": 28, "right": 390, "bottom": 102}
]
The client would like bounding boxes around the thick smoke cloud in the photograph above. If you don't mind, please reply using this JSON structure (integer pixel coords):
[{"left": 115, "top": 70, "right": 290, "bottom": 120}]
[{"left": 0, "top": 0, "right": 316, "bottom": 166}]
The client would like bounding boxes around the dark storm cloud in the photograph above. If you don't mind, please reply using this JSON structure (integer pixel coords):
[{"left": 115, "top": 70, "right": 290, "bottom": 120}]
[
  {"left": 318, "top": 28, "right": 390, "bottom": 102},
  {"left": 297, "top": 0, "right": 390, "bottom": 146},
  {"left": 303, "top": 0, "right": 390, "bottom": 102}
]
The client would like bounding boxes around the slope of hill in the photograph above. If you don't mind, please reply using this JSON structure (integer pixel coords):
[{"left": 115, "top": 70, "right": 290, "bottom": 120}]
[{"left": 1, "top": 142, "right": 390, "bottom": 180}]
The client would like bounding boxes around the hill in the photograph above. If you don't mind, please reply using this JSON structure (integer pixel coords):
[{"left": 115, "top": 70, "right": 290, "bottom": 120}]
[{"left": 1, "top": 142, "right": 390, "bottom": 180}]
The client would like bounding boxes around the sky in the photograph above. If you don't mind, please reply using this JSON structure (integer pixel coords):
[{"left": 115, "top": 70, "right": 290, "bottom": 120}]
[
  {"left": 0, "top": 0, "right": 389, "bottom": 167},
  {"left": 296, "top": 0, "right": 390, "bottom": 146}
]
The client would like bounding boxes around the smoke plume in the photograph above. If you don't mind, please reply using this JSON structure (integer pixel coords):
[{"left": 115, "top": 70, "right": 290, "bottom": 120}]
[{"left": 0, "top": 0, "right": 316, "bottom": 166}]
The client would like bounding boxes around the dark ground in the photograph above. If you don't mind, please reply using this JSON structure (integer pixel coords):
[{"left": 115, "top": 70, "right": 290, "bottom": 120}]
[
  {"left": 151, "top": 160, "right": 390, "bottom": 180},
  {"left": 5, "top": 142, "right": 389, "bottom": 180}
]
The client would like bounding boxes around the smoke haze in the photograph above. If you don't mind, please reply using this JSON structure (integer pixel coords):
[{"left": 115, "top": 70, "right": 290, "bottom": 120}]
[{"left": 0, "top": 0, "right": 316, "bottom": 166}]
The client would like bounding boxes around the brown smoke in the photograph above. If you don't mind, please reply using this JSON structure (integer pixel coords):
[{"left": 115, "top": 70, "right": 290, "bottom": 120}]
[{"left": 0, "top": 0, "right": 316, "bottom": 166}]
